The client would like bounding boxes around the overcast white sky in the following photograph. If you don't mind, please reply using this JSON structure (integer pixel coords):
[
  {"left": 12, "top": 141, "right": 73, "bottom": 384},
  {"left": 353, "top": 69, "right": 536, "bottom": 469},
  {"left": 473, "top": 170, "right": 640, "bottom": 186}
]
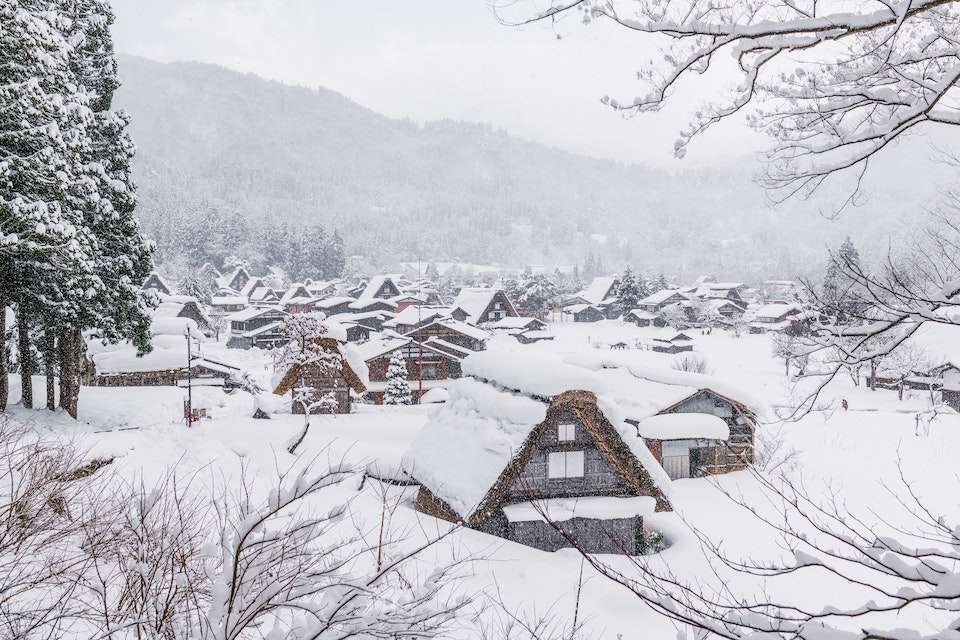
[{"left": 110, "top": 0, "right": 761, "bottom": 168}]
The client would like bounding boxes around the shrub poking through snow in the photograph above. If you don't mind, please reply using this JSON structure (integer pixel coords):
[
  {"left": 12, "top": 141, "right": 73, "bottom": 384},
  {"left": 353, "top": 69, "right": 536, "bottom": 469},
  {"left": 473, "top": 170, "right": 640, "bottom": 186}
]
[
  {"left": 671, "top": 354, "right": 712, "bottom": 375},
  {"left": 384, "top": 350, "right": 412, "bottom": 405}
]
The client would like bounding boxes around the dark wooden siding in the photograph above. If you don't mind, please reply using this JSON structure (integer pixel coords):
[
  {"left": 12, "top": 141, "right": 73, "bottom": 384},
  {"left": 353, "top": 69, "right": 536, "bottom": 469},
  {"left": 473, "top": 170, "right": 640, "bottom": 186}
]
[
  {"left": 506, "top": 516, "right": 643, "bottom": 554},
  {"left": 505, "top": 408, "right": 631, "bottom": 501}
]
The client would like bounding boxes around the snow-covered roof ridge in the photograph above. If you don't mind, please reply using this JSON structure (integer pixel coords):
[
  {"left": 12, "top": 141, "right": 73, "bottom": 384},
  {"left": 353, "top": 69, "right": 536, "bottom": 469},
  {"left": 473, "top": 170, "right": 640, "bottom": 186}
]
[
  {"left": 460, "top": 344, "right": 767, "bottom": 420},
  {"left": 638, "top": 288, "right": 685, "bottom": 306},
  {"left": 450, "top": 287, "right": 513, "bottom": 324},
  {"left": 574, "top": 276, "right": 619, "bottom": 305}
]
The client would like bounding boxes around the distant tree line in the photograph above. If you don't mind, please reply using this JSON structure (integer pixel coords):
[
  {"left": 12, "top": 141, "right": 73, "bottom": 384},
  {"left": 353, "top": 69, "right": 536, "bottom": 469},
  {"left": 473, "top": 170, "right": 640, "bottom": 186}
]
[{"left": 142, "top": 207, "right": 346, "bottom": 282}]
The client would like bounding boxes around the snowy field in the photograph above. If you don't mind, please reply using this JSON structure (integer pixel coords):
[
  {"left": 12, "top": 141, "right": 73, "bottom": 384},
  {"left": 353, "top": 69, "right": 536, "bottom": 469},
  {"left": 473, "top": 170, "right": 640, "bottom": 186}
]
[{"left": 5, "top": 320, "right": 959, "bottom": 638}]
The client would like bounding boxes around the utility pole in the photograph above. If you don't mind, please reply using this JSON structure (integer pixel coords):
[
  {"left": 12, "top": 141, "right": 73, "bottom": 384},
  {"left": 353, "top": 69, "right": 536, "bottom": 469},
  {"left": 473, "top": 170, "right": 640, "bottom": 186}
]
[
  {"left": 417, "top": 255, "right": 423, "bottom": 403},
  {"left": 185, "top": 325, "right": 193, "bottom": 427}
]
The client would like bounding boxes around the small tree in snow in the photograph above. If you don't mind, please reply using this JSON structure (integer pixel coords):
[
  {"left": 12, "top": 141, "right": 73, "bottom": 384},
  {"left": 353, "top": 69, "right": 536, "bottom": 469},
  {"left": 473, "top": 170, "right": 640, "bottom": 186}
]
[
  {"left": 614, "top": 267, "right": 644, "bottom": 317},
  {"left": 383, "top": 350, "right": 412, "bottom": 405},
  {"left": 517, "top": 273, "right": 558, "bottom": 319},
  {"left": 275, "top": 313, "right": 343, "bottom": 454}
]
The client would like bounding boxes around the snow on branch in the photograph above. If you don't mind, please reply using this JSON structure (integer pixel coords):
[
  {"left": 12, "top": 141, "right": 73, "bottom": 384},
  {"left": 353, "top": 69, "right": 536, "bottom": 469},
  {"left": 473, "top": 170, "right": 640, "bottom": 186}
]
[{"left": 507, "top": 0, "right": 960, "bottom": 203}]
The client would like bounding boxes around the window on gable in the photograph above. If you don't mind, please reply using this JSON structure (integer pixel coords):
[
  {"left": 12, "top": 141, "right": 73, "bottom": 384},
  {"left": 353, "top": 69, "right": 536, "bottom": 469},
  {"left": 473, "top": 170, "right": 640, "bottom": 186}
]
[
  {"left": 547, "top": 451, "right": 585, "bottom": 479},
  {"left": 558, "top": 423, "right": 576, "bottom": 442}
]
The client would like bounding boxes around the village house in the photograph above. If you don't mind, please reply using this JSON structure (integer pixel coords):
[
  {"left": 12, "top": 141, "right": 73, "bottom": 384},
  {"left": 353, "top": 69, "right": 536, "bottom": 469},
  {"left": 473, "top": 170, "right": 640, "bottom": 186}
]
[
  {"left": 404, "top": 383, "right": 672, "bottom": 554},
  {"left": 141, "top": 271, "right": 171, "bottom": 296},
  {"left": 702, "top": 298, "right": 746, "bottom": 320},
  {"left": 381, "top": 306, "right": 450, "bottom": 335},
  {"left": 217, "top": 266, "right": 251, "bottom": 293},
  {"left": 636, "top": 289, "right": 689, "bottom": 314},
  {"left": 564, "top": 303, "right": 605, "bottom": 323},
  {"left": 565, "top": 276, "right": 619, "bottom": 308},
  {"left": 450, "top": 288, "right": 518, "bottom": 325},
  {"left": 279, "top": 283, "right": 315, "bottom": 313},
  {"left": 487, "top": 316, "right": 552, "bottom": 344},
  {"left": 357, "top": 336, "right": 464, "bottom": 404},
  {"left": 404, "top": 318, "right": 489, "bottom": 352},
  {"left": 311, "top": 296, "right": 356, "bottom": 317},
  {"left": 271, "top": 334, "right": 368, "bottom": 415},
  {"left": 693, "top": 282, "right": 748, "bottom": 305},
  {"left": 155, "top": 296, "right": 215, "bottom": 337},
  {"left": 348, "top": 297, "right": 398, "bottom": 314},
  {"left": 651, "top": 332, "right": 694, "bottom": 354},
  {"left": 305, "top": 279, "right": 339, "bottom": 299},
  {"left": 624, "top": 309, "right": 664, "bottom": 328},
  {"left": 629, "top": 389, "right": 755, "bottom": 479},
  {"left": 402, "top": 347, "right": 759, "bottom": 553},
  {"left": 487, "top": 316, "right": 547, "bottom": 333},
  {"left": 210, "top": 294, "right": 247, "bottom": 314},
  {"left": 350, "top": 275, "right": 402, "bottom": 301},
  {"left": 226, "top": 306, "right": 286, "bottom": 349},
  {"left": 328, "top": 311, "right": 393, "bottom": 337},
  {"left": 747, "top": 302, "right": 806, "bottom": 334},
  {"left": 89, "top": 317, "right": 242, "bottom": 388}
]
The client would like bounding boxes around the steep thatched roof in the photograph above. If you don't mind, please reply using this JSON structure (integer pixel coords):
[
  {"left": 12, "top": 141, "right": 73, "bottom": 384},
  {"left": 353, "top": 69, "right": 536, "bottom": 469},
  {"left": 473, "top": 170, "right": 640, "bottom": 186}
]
[
  {"left": 272, "top": 337, "right": 367, "bottom": 396},
  {"left": 409, "top": 386, "right": 672, "bottom": 527}
]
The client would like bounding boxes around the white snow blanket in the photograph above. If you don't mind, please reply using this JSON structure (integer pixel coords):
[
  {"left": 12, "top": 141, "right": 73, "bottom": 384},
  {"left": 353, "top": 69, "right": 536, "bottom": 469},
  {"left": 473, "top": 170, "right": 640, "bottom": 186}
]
[{"left": 463, "top": 344, "right": 765, "bottom": 420}]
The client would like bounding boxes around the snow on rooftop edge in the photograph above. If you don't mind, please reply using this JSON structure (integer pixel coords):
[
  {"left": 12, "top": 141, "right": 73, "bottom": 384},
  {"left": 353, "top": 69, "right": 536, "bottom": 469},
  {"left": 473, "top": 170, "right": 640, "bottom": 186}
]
[{"left": 635, "top": 413, "right": 730, "bottom": 440}]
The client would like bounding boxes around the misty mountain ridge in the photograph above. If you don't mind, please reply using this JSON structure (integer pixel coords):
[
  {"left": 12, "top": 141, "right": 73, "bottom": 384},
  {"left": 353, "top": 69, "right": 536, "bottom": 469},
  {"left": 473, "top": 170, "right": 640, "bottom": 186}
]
[{"left": 115, "top": 54, "right": 946, "bottom": 282}]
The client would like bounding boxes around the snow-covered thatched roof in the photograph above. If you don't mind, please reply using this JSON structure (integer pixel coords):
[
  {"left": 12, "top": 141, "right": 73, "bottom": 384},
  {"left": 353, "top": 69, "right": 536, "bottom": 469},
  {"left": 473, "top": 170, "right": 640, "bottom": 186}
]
[
  {"left": 638, "top": 289, "right": 686, "bottom": 307},
  {"left": 461, "top": 344, "right": 765, "bottom": 421},
  {"left": 574, "top": 276, "right": 618, "bottom": 305},
  {"left": 403, "top": 381, "right": 672, "bottom": 523},
  {"left": 450, "top": 288, "right": 513, "bottom": 324}
]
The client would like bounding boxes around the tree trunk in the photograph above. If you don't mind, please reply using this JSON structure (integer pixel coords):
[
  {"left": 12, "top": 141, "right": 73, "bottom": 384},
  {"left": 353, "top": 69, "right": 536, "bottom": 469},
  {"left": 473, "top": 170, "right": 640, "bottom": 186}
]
[
  {"left": 869, "top": 360, "right": 876, "bottom": 390},
  {"left": 60, "top": 327, "right": 82, "bottom": 419},
  {"left": 0, "top": 293, "right": 7, "bottom": 412},
  {"left": 45, "top": 327, "right": 56, "bottom": 411},
  {"left": 57, "top": 327, "right": 81, "bottom": 419},
  {"left": 785, "top": 357, "right": 790, "bottom": 377},
  {"left": 17, "top": 310, "right": 32, "bottom": 409},
  {"left": 287, "top": 413, "right": 310, "bottom": 455}
]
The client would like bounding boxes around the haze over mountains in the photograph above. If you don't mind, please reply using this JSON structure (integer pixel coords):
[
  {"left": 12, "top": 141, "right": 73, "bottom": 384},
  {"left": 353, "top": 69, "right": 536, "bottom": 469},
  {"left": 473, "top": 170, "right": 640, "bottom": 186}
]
[{"left": 116, "top": 54, "right": 943, "bottom": 282}]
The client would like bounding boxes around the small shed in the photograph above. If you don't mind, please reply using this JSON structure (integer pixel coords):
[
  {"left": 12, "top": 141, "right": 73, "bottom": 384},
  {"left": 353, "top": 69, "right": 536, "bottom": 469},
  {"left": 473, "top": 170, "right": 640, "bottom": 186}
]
[{"left": 565, "top": 304, "right": 605, "bottom": 323}]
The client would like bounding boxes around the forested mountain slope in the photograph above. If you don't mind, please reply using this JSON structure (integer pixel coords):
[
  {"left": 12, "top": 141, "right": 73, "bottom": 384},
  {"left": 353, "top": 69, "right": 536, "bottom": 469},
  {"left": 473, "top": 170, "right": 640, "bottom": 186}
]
[{"left": 116, "top": 55, "right": 938, "bottom": 280}]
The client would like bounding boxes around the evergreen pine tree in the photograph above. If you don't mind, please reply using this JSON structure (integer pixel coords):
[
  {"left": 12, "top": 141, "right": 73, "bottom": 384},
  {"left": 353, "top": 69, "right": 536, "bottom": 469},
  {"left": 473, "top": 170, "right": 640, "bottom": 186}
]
[
  {"left": 323, "top": 230, "right": 346, "bottom": 279},
  {"left": 614, "top": 267, "right": 643, "bottom": 316},
  {"left": 383, "top": 350, "right": 412, "bottom": 405},
  {"left": 518, "top": 273, "right": 558, "bottom": 319}
]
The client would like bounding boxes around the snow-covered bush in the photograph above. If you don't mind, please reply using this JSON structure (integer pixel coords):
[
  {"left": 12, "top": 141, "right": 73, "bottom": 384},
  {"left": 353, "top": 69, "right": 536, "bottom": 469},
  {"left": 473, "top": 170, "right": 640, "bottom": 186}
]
[
  {"left": 384, "top": 350, "right": 412, "bottom": 405},
  {"left": 671, "top": 354, "right": 712, "bottom": 375},
  {"left": 0, "top": 421, "right": 471, "bottom": 639}
]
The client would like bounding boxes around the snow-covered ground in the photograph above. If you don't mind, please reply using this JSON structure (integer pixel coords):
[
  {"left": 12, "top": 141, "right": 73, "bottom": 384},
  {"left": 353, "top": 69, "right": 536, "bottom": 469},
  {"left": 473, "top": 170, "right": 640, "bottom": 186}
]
[{"left": 5, "top": 320, "right": 959, "bottom": 638}]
